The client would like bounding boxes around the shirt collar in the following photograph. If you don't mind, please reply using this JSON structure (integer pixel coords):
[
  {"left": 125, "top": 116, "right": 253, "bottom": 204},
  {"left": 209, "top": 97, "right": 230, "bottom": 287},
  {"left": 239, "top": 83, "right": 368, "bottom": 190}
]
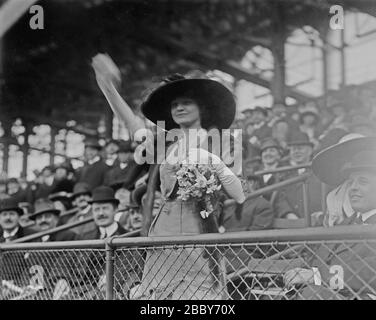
[
  {"left": 361, "top": 209, "right": 376, "bottom": 224},
  {"left": 120, "top": 162, "right": 128, "bottom": 170},
  {"left": 99, "top": 222, "right": 118, "bottom": 239},
  {"left": 88, "top": 156, "right": 101, "bottom": 165},
  {"left": 106, "top": 157, "right": 117, "bottom": 166},
  {"left": 3, "top": 227, "right": 19, "bottom": 239},
  {"left": 253, "top": 121, "right": 265, "bottom": 129}
]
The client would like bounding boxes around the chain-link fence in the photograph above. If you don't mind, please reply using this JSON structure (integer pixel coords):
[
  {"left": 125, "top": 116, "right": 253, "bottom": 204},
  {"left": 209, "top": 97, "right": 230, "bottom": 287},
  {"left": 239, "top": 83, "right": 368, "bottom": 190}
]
[{"left": 1, "top": 225, "right": 376, "bottom": 300}]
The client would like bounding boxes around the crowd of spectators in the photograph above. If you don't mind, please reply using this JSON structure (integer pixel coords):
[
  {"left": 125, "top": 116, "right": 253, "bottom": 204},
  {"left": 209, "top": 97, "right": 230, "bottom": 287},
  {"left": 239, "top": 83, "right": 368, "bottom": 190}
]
[
  {"left": 0, "top": 98, "right": 376, "bottom": 300},
  {"left": 0, "top": 99, "right": 375, "bottom": 243}
]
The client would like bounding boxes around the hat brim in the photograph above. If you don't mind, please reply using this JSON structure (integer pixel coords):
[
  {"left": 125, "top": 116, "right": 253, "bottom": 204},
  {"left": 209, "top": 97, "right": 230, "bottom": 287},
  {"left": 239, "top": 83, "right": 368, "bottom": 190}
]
[
  {"left": 287, "top": 141, "right": 314, "bottom": 148},
  {"left": 0, "top": 207, "right": 24, "bottom": 216},
  {"left": 141, "top": 79, "right": 236, "bottom": 131},
  {"left": 70, "top": 191, "right": 91, "bottom": 200},
  {"left": 342, "top": 165, "right": 376, "bottom": 177},
  {"left": 29, "top": 209, "right": 60, "bottom": 220},
  {"left": 88, "top": 198, "right": 120, "bottom": 205},
  {"left": 312, "top": 137, "right": 376, "bottom": 186},
  {"left": 260, "top": 146, "right": 283, "bottom": 153}
]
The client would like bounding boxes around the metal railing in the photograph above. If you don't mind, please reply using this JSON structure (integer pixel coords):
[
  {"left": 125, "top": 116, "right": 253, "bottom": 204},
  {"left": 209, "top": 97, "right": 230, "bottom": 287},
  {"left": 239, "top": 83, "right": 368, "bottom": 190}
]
[{"left": 1, "top": 225, "right": 376, "bottom": 300}]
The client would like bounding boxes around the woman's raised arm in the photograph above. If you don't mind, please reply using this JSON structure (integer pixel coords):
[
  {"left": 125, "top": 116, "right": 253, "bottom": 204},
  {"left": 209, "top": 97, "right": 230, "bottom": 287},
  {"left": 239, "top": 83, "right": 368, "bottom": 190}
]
[{"left": 91, "top": 53, "right": 144, "bottom": 137}]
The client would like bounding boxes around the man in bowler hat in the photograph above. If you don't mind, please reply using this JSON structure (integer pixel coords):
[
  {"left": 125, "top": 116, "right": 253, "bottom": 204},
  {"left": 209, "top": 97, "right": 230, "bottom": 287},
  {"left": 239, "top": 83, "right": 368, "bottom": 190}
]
[
  {"left": 0, "top": 198, "right": 35, "bottom": 242},
  {"left": 29, "top": 198, "right": 78, "bottom": 242},
  {"left": 81, "top": 186, "right": 128, "bottom": 240}
]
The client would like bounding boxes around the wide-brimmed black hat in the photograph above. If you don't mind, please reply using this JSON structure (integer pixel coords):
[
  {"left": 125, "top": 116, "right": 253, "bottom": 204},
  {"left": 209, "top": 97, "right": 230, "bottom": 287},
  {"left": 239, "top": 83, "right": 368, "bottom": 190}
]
[
  {"left": 0, "top": 198, "right": 24, "bottom": 215},
  {"left": 89, "top": 186, "right": 119, "bottom": 205},
  {"left": 70, "top": 182, "right": 92, "bottom": 200},
  {"left": 29, "top": 198, "right": 60, "bottom": 220},
  {"left": 141, "top": 72, "right": 236, "bottom": 131},
  {"left": 287, "top": 131, "right": 314, "bottom": 148},
  {"left": 312, "top": 135, "right": 376, "bottom": 186}
]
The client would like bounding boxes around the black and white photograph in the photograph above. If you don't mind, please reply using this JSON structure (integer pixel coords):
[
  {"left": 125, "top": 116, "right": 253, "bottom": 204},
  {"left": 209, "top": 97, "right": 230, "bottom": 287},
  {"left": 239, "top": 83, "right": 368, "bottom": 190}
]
[{"left": 1, "top": 0, "right": 376, "bottom": 304}]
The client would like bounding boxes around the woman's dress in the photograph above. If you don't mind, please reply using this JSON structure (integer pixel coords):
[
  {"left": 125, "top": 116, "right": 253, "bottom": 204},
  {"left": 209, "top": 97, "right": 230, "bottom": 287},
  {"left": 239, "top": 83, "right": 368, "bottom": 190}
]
[{"left": 132, "top": 136, "right": 245, "bottom": 300}]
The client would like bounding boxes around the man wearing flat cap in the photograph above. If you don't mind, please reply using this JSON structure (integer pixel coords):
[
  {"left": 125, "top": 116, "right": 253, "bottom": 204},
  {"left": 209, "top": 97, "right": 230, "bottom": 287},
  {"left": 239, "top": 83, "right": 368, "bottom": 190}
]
[
  {"left": 77, "top": 138, "right": 109, "bottom": 190},
  {"left": 104, "top": 140, "right": 147, "bottom": 191},
  {"left": 284, "top": 136, "right": 376, "bottom": 299},
  {"left": 29, "top": 198, "right": 78, "bottom": 242},
  {"left": 0, "top": 198, "right": 35, "bottom": 243}
]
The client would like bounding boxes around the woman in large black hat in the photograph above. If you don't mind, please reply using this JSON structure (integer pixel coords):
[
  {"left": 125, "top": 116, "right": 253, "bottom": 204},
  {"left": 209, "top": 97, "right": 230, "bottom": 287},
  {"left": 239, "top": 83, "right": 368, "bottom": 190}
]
[{"left": 92, "top": 54, "right": 245, "bottom": 300}]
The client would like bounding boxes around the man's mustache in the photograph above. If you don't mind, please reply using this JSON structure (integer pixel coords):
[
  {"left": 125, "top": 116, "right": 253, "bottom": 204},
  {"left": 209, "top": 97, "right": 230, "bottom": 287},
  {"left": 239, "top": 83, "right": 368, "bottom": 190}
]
[{"left": 39, "top": 222, "right": 50, "bottom": 227}]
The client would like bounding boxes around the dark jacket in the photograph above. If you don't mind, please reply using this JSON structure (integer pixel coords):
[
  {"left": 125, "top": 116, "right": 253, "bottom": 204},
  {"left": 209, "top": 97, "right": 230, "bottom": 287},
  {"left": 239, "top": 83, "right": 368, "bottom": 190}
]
[
  {"left": 222, "top": 196, "right": 274, "bottom": 232},
  {"left": 81, "top": 222, "right": 128, "bottom": 240},
  {"left": 31, "top": 229, "right": 79, "bottom": 242},
  {"left": 104, "top": 160, "right": 147, "bottom": 190},
  {"left": 278, "top": 165, "right": 322, "bottom": 218},
  {"left": 79, "top": 223, "right": 143, "bottom": 299},
  {"left": 77, "top": 158, "right": 109, "bottom": 190},
  {"left": 0, "top": 226, "right": 36, "bottom": 243},
  {"left": 301, "top": 214, "right": 376, "bottom": 299}
]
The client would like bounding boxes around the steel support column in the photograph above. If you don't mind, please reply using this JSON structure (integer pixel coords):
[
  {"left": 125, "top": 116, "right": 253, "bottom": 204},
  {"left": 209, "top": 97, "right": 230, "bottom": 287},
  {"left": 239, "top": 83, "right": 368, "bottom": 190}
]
[{"left": 270, "top": 2, "right": 287, "bottom": 104}]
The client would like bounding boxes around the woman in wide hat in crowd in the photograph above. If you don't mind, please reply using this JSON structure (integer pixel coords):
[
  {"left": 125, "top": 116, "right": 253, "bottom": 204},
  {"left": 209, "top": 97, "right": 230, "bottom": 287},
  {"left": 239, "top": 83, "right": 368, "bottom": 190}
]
[{"left": 92, "top": 54, "right": 245, "bottom": 299}]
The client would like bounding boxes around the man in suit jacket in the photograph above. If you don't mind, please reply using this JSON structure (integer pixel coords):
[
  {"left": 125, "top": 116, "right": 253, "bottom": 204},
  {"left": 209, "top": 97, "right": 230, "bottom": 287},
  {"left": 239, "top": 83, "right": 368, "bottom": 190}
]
[
  {"left": 284, "top": 137, "right": 376, "bottom": 299},
  {"left": 0, "top": 198, "right": 35, "bottom": 243},
  {"left": 29, "top": 198, "right": 78, "bottom": 242},
  {"left": 81, "top": 186, "right": 128, "bottom": 240},
  {"left": 104, "top": 140, "right": 147, "bottom": 191},
  {"left": 278, "top": 131, "right": 322, "bottom": 219},
  {"left": 77, "top": 139, "right": 109, "bottom": 190},
  {"left": 80, "top": 186, "right": 143, "bottom": 299},
  {"left": 65, "top": 182, "right": 97, "bottom": 236}
]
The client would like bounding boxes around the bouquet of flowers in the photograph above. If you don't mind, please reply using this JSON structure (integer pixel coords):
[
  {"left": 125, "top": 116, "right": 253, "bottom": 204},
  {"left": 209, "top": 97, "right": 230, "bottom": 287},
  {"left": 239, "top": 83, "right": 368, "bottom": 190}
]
[{"left": 175, "top": 163, "right": 221, "bottom": 219}]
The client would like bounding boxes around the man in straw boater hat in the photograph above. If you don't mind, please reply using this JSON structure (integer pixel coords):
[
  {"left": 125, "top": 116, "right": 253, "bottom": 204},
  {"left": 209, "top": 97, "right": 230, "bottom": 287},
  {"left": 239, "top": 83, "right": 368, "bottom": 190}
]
[
  {"left": 283, "top": 135, "right": 376, "bottom": 300},
  {"left": 29, "top": 198, "right": 78, "bottom": 242}
]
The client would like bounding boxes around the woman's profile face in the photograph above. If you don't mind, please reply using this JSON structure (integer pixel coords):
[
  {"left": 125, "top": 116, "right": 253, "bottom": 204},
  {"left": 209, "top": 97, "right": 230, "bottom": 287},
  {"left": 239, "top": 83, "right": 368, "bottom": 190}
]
[{"left": 171, "top": 97, "right": 201, "bottom": 128}]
